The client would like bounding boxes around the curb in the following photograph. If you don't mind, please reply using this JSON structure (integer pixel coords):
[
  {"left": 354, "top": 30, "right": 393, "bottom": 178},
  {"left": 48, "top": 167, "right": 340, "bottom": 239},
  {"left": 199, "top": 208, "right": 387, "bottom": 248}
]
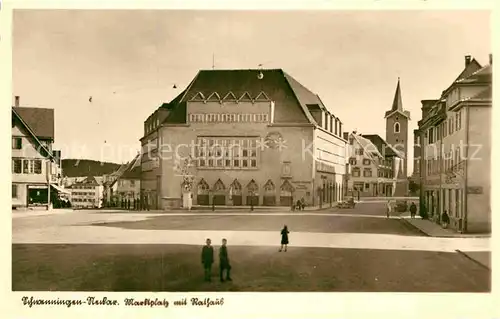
[
  {"left": 398, "top": 216, "right": 491, "bottom": 239},
  {"left": 455, "top": 249, "right": 490, "bottom": 270},
  {"left": 399, "top": 216, "right": 430, "bottom": 237}
]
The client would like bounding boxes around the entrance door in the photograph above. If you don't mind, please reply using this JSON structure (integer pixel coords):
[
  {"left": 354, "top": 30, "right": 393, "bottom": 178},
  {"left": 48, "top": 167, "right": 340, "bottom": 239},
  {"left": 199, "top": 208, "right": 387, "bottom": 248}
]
[
  {"left": 230, "top": 179, "right": 242, "bottom": 206},
  {"left": 279, "top": 180, "right": 294, "bottom": 207}
]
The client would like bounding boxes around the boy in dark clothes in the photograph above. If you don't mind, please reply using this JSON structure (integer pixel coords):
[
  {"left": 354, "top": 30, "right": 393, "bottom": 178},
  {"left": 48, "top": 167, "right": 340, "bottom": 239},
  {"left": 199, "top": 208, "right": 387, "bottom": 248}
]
[
  {"left": 201, "top": 238, "right": 214, "bottom": 282},
  {"left": 219, "top": 238, "right": 232, "bottom": 282}
]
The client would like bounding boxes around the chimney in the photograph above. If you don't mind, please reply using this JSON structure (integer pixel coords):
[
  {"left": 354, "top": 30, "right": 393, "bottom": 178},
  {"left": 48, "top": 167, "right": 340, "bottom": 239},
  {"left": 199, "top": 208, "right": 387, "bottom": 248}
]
[
  {"left": 14, "top": 96, "right": 20, "bottom": 107},
  {"left": 489, "top": 53, "right": 492, "bottom": 65},
  {"left": 465, "top": 55, "right": 472, "bottom": 67}
]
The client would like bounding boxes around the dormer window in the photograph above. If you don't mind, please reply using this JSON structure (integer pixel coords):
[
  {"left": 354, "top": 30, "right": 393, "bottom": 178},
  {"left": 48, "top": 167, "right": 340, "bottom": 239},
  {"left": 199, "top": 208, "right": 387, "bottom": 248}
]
[{"left": 394, "top": 122, "right": 400, "bottom": 133}]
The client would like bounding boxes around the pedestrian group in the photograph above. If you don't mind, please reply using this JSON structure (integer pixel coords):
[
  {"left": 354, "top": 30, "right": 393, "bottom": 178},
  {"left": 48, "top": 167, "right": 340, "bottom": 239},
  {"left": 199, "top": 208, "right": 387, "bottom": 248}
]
[{"left": 201, "top": 224, "right": 291, "bottom": 282}]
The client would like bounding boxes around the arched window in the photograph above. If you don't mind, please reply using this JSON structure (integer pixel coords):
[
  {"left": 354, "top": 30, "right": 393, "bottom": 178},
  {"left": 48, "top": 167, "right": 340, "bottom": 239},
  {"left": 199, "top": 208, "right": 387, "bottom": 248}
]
[{"left": 394, "top": 122, "right": 401, "bottom": 133}]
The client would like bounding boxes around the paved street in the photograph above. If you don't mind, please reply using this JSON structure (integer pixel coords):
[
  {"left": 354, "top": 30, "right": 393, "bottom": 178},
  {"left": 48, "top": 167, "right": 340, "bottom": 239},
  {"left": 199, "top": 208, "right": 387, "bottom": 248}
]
[{"left": 12, "top": 202, "right": 490, "bottom": 291}]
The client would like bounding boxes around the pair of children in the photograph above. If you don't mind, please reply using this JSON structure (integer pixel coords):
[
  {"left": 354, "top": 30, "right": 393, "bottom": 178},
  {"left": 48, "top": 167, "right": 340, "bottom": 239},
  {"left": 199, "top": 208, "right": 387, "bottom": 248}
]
[{"left": 201, "top": 238, "right": 232, "bottom": 282}]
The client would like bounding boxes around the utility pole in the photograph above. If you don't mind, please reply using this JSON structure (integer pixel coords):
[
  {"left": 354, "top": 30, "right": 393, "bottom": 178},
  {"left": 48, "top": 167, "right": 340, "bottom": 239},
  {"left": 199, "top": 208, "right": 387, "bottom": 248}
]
[
  {"left": 212, "top": 54, "right": 215, "bottom": 70},
  {"left": 46, "top": 160, "right": 51, "bottom": 211}
]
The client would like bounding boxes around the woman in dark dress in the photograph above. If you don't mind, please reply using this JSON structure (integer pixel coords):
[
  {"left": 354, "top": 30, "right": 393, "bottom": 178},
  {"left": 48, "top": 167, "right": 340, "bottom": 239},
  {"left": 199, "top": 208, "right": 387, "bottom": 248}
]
[{"left": 279, "top": 225, "right": 289, "bottom": 252}]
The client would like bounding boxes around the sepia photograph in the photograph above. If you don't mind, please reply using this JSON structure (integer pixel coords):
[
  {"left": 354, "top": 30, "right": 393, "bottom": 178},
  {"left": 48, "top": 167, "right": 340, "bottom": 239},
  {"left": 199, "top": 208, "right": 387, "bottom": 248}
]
[{"left": 9, "top": 8, "right": 492, "bottom": 295}]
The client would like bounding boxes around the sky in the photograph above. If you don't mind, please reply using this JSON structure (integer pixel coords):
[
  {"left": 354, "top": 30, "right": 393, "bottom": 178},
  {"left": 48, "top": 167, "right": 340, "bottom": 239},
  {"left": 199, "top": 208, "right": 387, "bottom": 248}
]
[{"left": 12, "top": 10, "right": 491, "bottom": 174}]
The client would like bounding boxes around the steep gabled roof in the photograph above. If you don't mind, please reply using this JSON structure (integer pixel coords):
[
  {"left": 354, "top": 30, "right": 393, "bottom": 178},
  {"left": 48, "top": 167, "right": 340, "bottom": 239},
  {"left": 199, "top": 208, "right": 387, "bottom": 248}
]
[
  {"left": 160, "top": 69, "right": 330, "bottom": 126},
  {"left": 121, "top": 166, "right": 141, "bottom": 179},
  {"left": 118, "top": 154, "right": 141, "bottom": 180},
  {"left": 350, "top": 133, "right": 383, "bottom": 165},
  {"left": 12, "top": 107, "right": 54, "bottom": 140},
  {"left": 12, "top": 108, "right": 55, "bottom": 161},
  {"left": 442, "top": 58, "right": 483, "bottom": 96},
  {"left": 456, "top": 64, "right": 492, "bottom": 84},
  {"left": 361, "top": 134, "right": 405, "bottom": 159},
  {"left": 454, "top": 58, "right": 482, "bottom": 82}
]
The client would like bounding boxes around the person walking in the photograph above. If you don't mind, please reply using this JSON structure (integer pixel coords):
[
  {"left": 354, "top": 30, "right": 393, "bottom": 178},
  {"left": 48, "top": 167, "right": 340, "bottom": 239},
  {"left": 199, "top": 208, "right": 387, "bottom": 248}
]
[
  {"left": 201, "top": 238, "right": 214, "bottom": 282},
  {"left": 279, "top": 225, "right": 290, "bottom": 252},
  {"left": 300, "top": 197, "right": 305, "bottom": 210},
  {"left": 219, "top": 238, "right": 232, "bottom": 282},
  {"left": 145, "top": 195, "right": 150, "bottom": 211},
  {"left": 409, "top": 202, "right": 417, "bottom": 219},
  {"left": 386, "top": 200, "right": 392, "bottom": 218}
]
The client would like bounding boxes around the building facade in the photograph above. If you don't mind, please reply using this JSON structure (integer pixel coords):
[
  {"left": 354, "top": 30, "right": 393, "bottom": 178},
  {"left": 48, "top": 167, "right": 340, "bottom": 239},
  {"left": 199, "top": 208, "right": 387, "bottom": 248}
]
[
  {"left": 345, "top": 132, "right": 403, "bottom": 197},
  {"left": 11, "top": 97, "right": 63, "bottom": 209},
  {"left": 410, "top": 129, "right": 421, "bottom": 183},
  {"left": 417, "top": 54, "right": 492, "bottom": 233},
  {"left": 384, "top": 78, "right": 411, "bottom": 196},
  {"left": 141, "top": 69, "right": 347, "bottom": 209},
  {"left": 115, "top": 154, "right": 141, "bottom": 205},
  {"left": 69, "top": 176, "right": 104, "bottom": 209}
]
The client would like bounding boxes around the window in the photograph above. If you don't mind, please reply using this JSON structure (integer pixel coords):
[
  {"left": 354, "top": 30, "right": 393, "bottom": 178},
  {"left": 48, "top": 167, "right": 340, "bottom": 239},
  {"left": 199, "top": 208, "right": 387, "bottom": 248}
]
[
  {"left": 34, "top": 160, "right": 42, "bottom": 174},
  {"left": 394, "top": 122, "right": 400, "bottom": 133},
  {"left": 363, "top": 169, "right": 372, "bottom": 177},
  {"left": 456, "top": 111, "right": 461, "bottom": 130},
  {"left": 12, "top": 184, "right": 18, "bottom": 198},
  {"left": 352, "top": 168, "right": 361, "bottom": 177},
  {"left": 355, "top": 148, "right": 364, "bottom": 156},
  {"left": 12, "top": 158, "right": 22, "bottom": 174},
  {"left": 416, "top": 136, "right": 421, "bottom": 145},
  {"left": 130, "top": 180, "right": 135, "bottom": 187},
  {"left": 458, "top": 109, "right": 462, "bottom": 130},
  {"left": 443, "top": 121, "right": 448, "bottom": 138},
  {"left": 23, "top": 160, "right": 30, "bottom": 174},
  {"left": 428, "top": 128, "right": 434, "bottom": 144},
  {"left": 349, "top": 158, "right": 357, "bottom": 165},
  {"left": 363, "top": 159, "right": 370, "bottom": 165},
  {"left": 365, "top": 183, "right": 370, "bottom": 190},
  {"left": 335, "top": 119, "right": 339, "bottom": 135},
  {"left": 449, "top": 118, "right": 454, "bottom": 135},
  {"left": 197, "top": 137, "right": 258, "bottom": 169},
  {"left": 12, "top": 137, "right": 22, "bottom": 149}
]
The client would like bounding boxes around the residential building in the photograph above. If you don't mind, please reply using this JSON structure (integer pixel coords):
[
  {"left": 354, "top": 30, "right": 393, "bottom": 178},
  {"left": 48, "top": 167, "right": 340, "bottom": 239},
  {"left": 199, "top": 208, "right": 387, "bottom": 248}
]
[
  {"left": 115, "top": 154, "right": 141, "bottom": 204},
  {"left": 410, "top": 128, "right": 421, "bottom": 183},
  {"left": 384, "top": 78, "right": 411, "bottom": 196},
  {"left": 417, "top": 54, "right": 492, "bottom": 233},
  {"left": 345, "top": 132, "right": 403, "bottom": 197},
  {"left": 68, "top": 176, "right": 104, "bottom": 209},
  {"left": 11, "top": 96, "right": 65, "bottom": 209},
  {"left": 141, "top": 69, "right": 347, "bottom": 209}
]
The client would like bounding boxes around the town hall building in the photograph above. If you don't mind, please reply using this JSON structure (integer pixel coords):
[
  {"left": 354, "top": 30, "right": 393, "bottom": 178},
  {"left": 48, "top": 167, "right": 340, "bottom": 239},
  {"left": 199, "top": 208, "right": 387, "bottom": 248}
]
[{"left": 140, "top": 69, "right": 348, "bottom": 209}]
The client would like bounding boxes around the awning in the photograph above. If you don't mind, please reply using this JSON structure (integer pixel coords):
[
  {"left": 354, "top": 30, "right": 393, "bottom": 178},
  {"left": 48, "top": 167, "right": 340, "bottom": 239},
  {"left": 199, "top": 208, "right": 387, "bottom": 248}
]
[
  {"left": 29, "top": 185, "right": 48, "bottom": 189},
  {"left": 51, "top": 184, "right": 71, "bottom": 195}
]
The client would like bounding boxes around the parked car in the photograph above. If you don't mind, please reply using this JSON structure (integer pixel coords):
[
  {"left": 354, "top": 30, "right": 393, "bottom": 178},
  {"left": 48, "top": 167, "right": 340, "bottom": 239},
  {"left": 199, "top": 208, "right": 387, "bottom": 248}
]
[{"left": 338, "top": 196, "right": 356, "bottom": 209}]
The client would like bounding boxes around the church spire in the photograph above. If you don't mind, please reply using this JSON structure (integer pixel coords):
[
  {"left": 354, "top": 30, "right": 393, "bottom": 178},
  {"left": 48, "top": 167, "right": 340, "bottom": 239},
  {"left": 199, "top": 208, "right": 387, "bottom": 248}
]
[{"left": 391, "top": 77, "right": 403, "bottom": 112}]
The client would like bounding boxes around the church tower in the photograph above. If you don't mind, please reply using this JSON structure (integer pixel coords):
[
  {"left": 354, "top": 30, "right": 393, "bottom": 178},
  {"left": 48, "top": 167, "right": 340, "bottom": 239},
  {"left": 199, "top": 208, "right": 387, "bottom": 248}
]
[{"left": 384, "top": 78, "right": 411, "bottom": 194}]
